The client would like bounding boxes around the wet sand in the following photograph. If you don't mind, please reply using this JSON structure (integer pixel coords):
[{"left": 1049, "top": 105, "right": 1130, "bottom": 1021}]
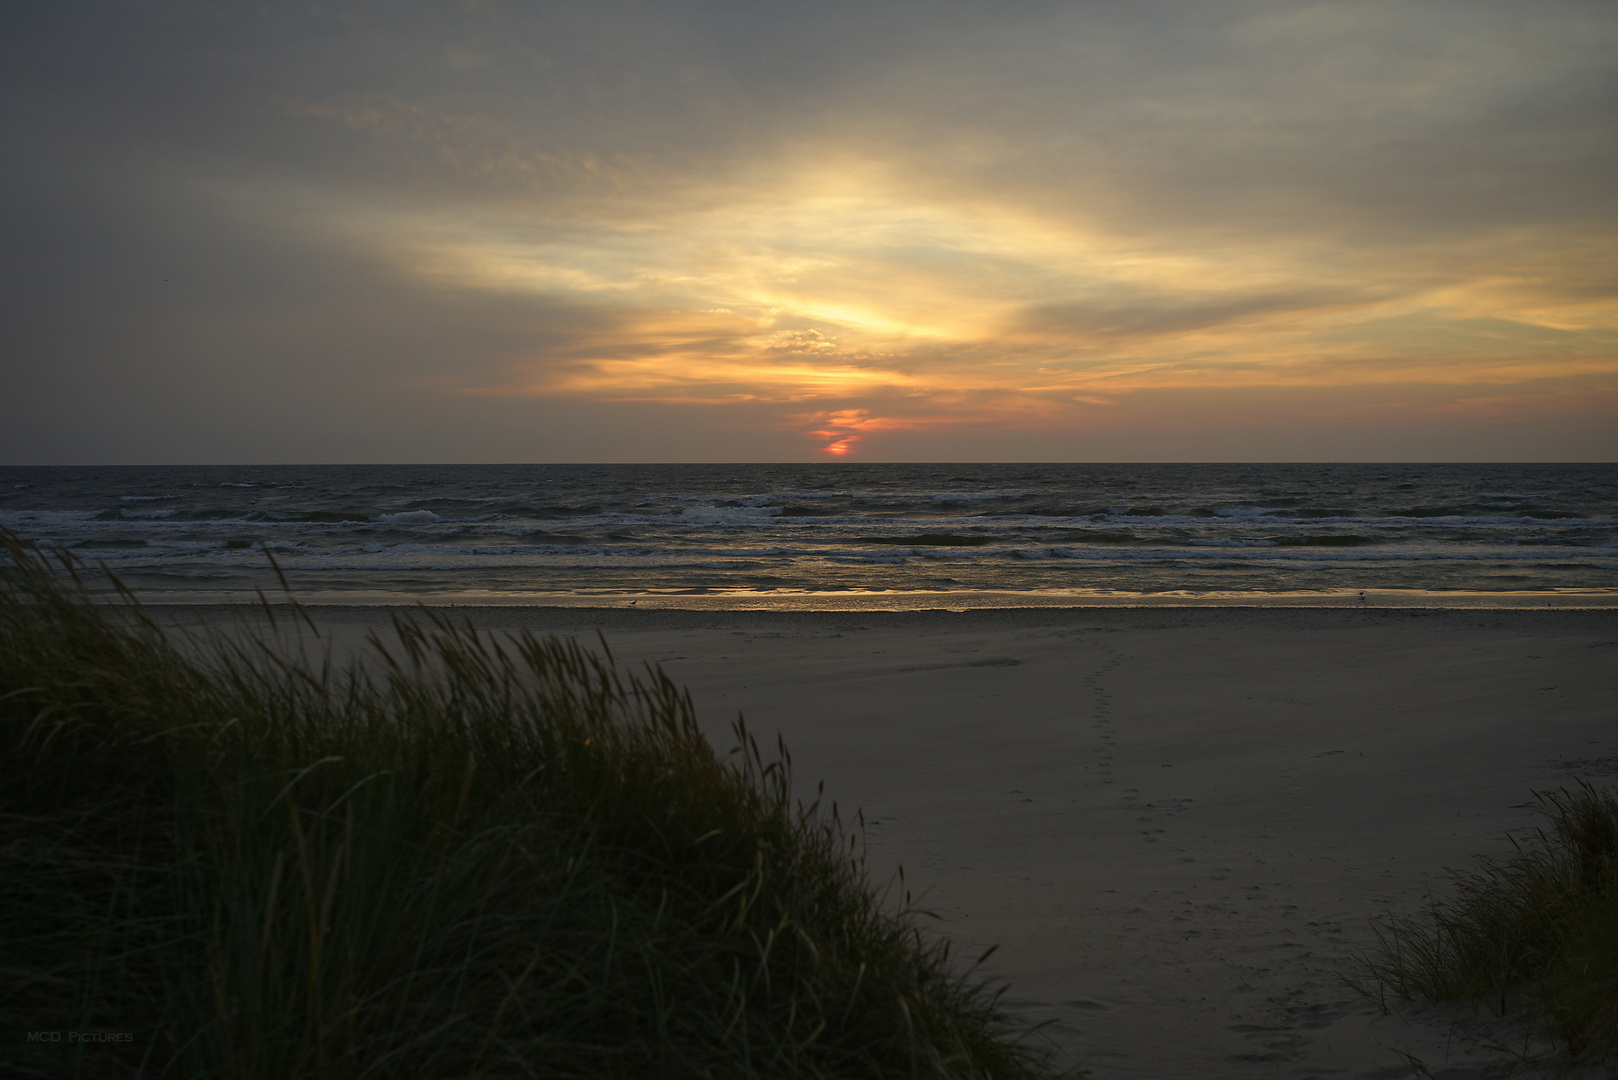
[{"left": 151, "top": 604, "right": 1618, "bottom": 1078}]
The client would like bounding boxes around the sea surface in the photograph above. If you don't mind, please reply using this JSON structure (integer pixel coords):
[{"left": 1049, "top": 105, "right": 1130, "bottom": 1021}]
[{"left": 2, "top": 463, "right": 1616, "bottom": 606}]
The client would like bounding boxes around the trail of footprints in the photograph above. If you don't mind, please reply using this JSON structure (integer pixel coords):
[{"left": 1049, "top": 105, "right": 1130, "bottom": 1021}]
[
  {"left": 1073, "top": 641, "right": 1384, "bottom": 1072},
  {"left": 1082, "top": 645, "right": 1195, "bottom": 843},
  {"left": 1082, "top": 646, "right": 1126, "bottom": 784}
]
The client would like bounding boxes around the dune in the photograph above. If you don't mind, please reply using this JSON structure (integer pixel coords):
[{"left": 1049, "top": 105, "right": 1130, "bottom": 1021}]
[{"left": 153, "top": 603, "right": 1618, "bottom": 1078}]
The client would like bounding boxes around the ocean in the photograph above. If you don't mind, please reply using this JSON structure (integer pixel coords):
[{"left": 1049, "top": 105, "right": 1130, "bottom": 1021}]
[{"left": 2, "top": 463, "right": 1615, "bottom": 606}]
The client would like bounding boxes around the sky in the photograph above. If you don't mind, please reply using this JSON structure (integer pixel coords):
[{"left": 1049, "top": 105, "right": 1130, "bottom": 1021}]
[{"left": 2, "top": 1, "right": 1615, "bottom": 464}]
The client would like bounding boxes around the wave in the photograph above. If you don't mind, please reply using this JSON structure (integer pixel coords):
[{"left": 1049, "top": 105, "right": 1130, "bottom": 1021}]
[
  {"left": 4, "top": 462, "right": 1613, "bottom": 597},
  {"left": 679, "top": 506, "right": 783, "bottom": 521}
]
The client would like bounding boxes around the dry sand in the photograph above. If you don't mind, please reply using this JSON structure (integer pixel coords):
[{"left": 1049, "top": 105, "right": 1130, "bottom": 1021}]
[{"left": 154, "top": 604, "right": 1618, "bottom": 1078}]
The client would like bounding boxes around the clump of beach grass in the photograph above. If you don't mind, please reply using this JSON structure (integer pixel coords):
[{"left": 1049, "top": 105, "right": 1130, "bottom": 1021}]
[
  {"left": 1349, "top": 782, "right": 1618, "bottom": 1064},
  {"left": 0, "top": 532, "right": 1054, "bottom": 1079}
]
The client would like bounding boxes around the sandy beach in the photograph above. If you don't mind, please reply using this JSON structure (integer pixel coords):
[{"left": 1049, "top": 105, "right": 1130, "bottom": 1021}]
[{"left": 152, "top": 604, "right": 1618, "bottom": 1078}]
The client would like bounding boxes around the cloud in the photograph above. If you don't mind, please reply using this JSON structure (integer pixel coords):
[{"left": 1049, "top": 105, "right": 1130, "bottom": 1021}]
[{"left": 1, "top": 0, "right": 1614, "bottom": 462}]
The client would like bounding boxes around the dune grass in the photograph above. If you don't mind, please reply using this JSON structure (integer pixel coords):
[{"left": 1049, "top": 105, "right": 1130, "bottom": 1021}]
[
  {"left": 1350, "top": 782, "right": 1618, "bottom": 1064},
  {"left": 0, "top": 533, "right": 1054, "bottom": 1079}
]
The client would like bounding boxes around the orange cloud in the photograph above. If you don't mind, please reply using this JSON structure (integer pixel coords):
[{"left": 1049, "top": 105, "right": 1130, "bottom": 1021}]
[
  {"left": 798, "top": 408, "right": 918, "bottom": 456},
  {"left": 313, "top": 147, "right": 1617, "bottom": 455}
]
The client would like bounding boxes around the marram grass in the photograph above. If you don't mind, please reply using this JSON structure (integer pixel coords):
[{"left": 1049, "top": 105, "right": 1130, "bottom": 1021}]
[
  {"left": 0, "top": 533, "right": 1055, "bottom": 1079},
  {"left": 1350, "top": 782, "right": 1618, "bottom": 1064}
]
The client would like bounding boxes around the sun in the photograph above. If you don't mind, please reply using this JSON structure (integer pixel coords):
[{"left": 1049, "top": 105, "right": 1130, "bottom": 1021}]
[{"left": 820, "top": 437, "right": 857, "bottom": 457}]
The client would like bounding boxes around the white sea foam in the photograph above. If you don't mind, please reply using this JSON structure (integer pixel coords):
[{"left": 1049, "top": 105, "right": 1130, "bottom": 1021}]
[
  {"left": 1212, "top": 507, "right": 1283, "bottom": 519},
  {"left": 375, "top": 510, "right": 444, "bottom": 525}
]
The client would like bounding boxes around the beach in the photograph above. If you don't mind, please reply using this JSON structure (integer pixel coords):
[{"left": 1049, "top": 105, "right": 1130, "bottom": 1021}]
[{"left": 153, "top": 603, "right": 1617, "bottom": 1078}]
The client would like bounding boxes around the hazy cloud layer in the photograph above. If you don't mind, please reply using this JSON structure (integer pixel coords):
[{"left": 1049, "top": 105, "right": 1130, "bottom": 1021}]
[{"left": 2, "top": 0, "right": 1614, "bottom": 462}]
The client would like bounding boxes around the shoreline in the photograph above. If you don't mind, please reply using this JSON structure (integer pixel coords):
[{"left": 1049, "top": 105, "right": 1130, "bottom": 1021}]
[
  {"left": 125, "top": 587, "right": 1618, "bottom": 612},
  {"left": 139, "top": 599, "right": 1618, "bottom": 644},
  {"left": 138, "top": 603, "right": 1618, "bottom": 650}
]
